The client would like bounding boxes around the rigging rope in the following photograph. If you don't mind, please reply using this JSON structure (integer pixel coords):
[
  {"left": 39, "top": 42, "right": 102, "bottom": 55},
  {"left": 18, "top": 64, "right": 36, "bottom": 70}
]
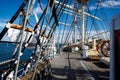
[
  {"left": 14, "top": 0, "right": 36, "bottom": 79},
  {"left": 0, "top": 0, "right": 29, "bottom": 41},
  {"left": 38, "top": 0, "right": 44, "bottom": 11},
  {"left": 60, "top": 14, "right": 69, "bottom": 43},
  {"left": 32, "top": 0, "right": 60, "bottom": 79},
  {"left": 86, "top": 1, "right": 100, "bottom": 42},
  {"left": 64, "top": 20, "right": 74, "bottom": 44}
]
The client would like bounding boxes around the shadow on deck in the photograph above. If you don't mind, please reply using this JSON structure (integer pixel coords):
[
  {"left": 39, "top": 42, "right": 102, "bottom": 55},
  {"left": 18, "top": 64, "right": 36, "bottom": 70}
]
[{"left": 50, "top": 67, "right": 109, "bottom": 80}]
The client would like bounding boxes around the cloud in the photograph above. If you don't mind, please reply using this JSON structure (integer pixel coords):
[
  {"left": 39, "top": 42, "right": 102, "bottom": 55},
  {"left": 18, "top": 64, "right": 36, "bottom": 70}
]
[
  {"left": 89, "top": 1, "right": 120, "bottom": 10},
  {"left": 0, "top": 23, "right": 6, "bottom": 27},
  {"left": 33, "top": 3, "right": 51, "bottom": 14},
  {"left": 0, "top": 19, "right": 7, "bottom": 27},
  {"left": 33, "top": 4, "right": 43, "bottom": 14},
  {"left": 89, "top": 6, "right": 98, "bottom": 10},
  {"left": 101, "top": 1, "right": 120, "bottom": 7}
]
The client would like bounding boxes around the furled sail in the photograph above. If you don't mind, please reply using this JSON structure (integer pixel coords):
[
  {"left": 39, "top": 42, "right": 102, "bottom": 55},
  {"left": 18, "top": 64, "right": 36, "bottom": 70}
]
[{"left": 1, "top": 23, "right": 37, "bottom": 44}]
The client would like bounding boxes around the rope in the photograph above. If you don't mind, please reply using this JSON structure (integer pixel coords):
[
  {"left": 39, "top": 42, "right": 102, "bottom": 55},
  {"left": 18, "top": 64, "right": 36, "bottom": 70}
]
[
  {"left": 14, "top": 0, "right": 36, "bottom": 79},
  {"left": 86, "top": 2, "right": 100, "bottom": 42}
]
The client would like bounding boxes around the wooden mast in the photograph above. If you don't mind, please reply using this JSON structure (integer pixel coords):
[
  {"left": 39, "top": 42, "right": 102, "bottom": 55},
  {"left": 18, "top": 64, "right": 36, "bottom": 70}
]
[{"left": 77, "top": 0, "right": 89, "bottom": 48}]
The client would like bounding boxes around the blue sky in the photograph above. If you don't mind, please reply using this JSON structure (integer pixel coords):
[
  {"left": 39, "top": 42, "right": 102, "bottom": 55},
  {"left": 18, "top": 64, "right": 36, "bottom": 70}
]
[{"left": 0, "top": 0, "right": 120, "bottom": 42}]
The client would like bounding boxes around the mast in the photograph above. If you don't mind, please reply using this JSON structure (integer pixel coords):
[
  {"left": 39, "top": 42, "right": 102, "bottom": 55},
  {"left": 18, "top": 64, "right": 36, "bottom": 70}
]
[
  {"left": 54, "top": 0, "right": 101, "bottom": 20},
  {"left": 77, "top": 0, "right": 89, "bottom": 47},
  {"left": 77, "top": 0, "right": 89, "bottom": 57},
  {"left": 81, "top": 3, "right": 85, "bottom": 47},
  {"left": 74, "top": 0, "right": 77, "bottom": 43},
  {"left": 54, "top": 0, "right": 101, "bottom": 52}
]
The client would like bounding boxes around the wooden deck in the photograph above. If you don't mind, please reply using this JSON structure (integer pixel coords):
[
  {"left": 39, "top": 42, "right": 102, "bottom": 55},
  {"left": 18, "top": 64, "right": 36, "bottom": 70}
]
[{"left": 50, "top": 52, "right": 109, "bottom": 80}]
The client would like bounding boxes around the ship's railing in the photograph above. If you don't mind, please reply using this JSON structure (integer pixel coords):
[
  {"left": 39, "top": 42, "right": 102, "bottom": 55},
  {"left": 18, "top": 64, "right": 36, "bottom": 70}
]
[{"left": 0, "top": 58, "right": 16, "bottom": 66}]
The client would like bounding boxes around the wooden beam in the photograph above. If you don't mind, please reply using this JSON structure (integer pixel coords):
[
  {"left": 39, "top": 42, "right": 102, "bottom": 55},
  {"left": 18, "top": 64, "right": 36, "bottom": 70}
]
[{"left": 54, "top": 0, "right": 101, "bottom": 21}]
